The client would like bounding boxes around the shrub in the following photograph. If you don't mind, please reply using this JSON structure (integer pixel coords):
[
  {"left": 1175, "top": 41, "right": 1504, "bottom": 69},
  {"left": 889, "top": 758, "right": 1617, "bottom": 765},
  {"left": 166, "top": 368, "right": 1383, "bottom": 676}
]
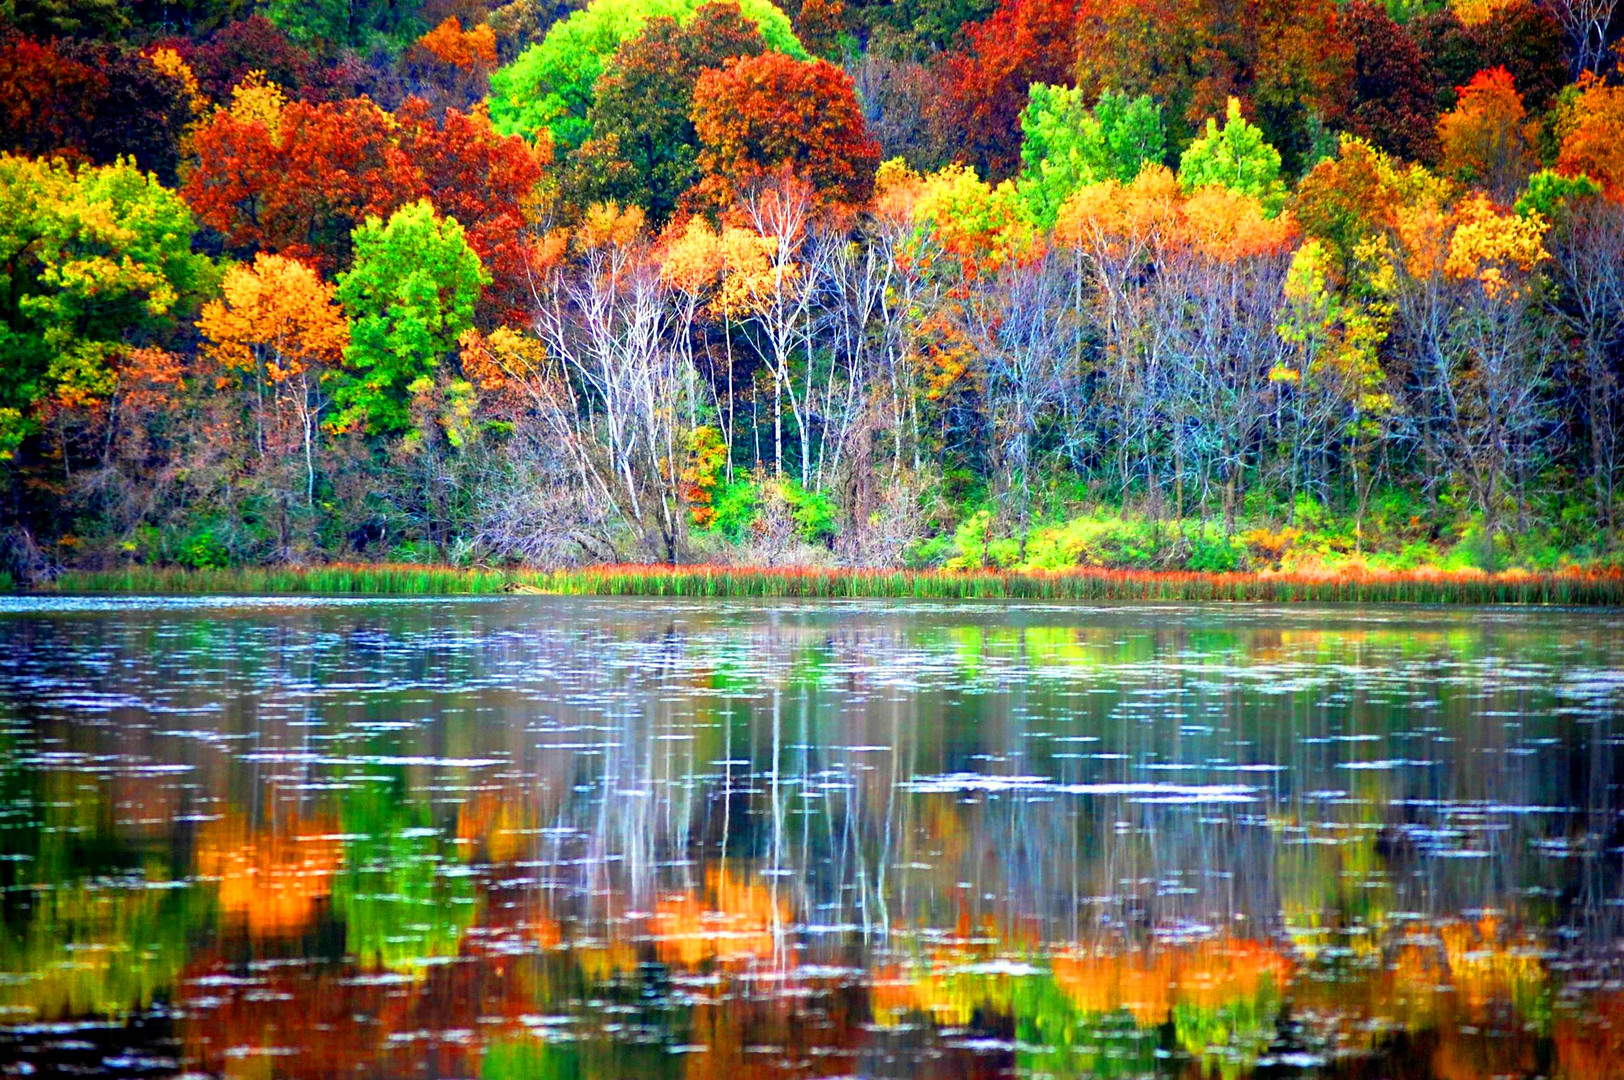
[{"left": 777, "top": 480, "right": 838, "bottom": 544}]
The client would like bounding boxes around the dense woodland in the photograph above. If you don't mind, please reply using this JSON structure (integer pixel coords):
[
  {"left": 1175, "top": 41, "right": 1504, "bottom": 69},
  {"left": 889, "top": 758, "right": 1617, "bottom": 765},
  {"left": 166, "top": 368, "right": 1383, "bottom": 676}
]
[{"left": 1, "top": 0, "right": 1623, "bottom": 576}]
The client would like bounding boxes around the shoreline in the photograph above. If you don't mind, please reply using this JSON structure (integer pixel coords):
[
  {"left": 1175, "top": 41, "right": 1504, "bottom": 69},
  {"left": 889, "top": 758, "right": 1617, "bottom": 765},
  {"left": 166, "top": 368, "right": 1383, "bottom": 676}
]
[{"left": 22, "top": 563, "right": 1624, "bottom": 605}]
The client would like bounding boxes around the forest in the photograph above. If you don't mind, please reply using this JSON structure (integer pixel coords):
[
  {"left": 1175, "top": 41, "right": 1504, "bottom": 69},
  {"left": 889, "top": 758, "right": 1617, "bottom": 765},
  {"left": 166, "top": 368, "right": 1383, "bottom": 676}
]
[{"left": 1, "top": 0, "right": 1623, "bottom": 578}]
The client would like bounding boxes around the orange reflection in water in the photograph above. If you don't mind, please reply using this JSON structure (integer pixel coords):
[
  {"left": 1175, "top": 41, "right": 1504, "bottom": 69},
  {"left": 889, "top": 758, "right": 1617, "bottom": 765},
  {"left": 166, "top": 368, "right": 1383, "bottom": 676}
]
[
  {"left": 193, "top": 813, "right": 343, "bottom": 937},
  {"left": 1053, "top": 938, "right": 1292, "bottom": 1024},
  {"left": 654, "top": 865, "right": 793, "bottom": 969}
]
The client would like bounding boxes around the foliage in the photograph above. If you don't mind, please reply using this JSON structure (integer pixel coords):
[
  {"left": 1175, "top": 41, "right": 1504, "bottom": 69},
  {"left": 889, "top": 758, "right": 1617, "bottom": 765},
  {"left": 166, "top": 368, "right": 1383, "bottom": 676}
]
[
  {"left": 681, "top": 425, "right": 730, "bottom": 526},
  {"left": 485, "top": 0, "right": 806, "bottom": 149},
  {"left": 690, "top": 53, "right": 880, "bottom": 211},
  {"left": 844, "top": 0, "right": 997, "bottom": 53},
  {"left": 183, "top": 92, "right": 420, "bottom": 270},
  {"left": 333, "top": 201, "right": 488, "bottom": 435},
  {"left": 1073, "top": 0, "right": 1353, "bottom": 171},
  {"left": 5, "top": 0, "right": 1624, "bottom": 575},
  {"left": 938, "top": 0, "right": 1077, "bottom": 180},
  {"left": 1514, "top": 169, "right": 1601, "bottom": 218},
  {"left": 183, "top": 89, "right": 544, "bottom": 316},
  {"left": 395, "top": 100, "right": 550, "bottom": 322},
  {"left": 1408, "top": 2, "right": 1567, "bottom": 114},
  {"left": 199, "top": 253, "right": 349, "bottom": 384},
  {"left": 1555, "top": 76, "right": 1624, "bottom": 201},
  {"left": 180, "top": 16, "right": 317, "bottom": 101},
  {"left": 263, "top": 0, "right": 427, "bottom": 48},
  {"left": 0, "top": 38, "right": 195, "bottom": 184},
  {"left": 911, "top": 163, "right": 1036, "bottom": 278},
  {"left": 1436, "top": 66, "right": 1534, "bottom": 198},
  {"left": 0, "top": 154, "right": 212, "bottom": 441},
  {"left": 1344, "top": 0, "right": 1440, "bottom": 163},
  {"left": 1016, "top": 86, "right": 1165, "bottom": 228},
  {"left": 566, "top": 2, "right": 766, "bottom": 224},
  {"left": 1178, "top": 98, "right": 1287, "bottom": 215}
]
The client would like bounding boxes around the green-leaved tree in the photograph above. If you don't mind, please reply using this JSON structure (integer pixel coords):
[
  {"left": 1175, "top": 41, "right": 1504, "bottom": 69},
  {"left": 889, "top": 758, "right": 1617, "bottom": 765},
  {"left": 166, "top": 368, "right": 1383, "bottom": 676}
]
[
  {"left": 333, "top": 201, "right": 487, "bottom": 436},
  {"left": 1017, "top": 86, "right": 1165, "bottom": 228},
  {"left": 1178, "top": 97, "right": 1287, "bottom": 216},
  {"left": 0, "top": 154, "right": 213, "bottom": 460}
]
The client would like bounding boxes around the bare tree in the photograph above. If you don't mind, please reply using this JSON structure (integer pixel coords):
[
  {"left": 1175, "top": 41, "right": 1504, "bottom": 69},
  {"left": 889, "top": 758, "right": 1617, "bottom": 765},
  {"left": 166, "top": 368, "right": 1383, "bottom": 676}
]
[
  {"left": 531, "top": 236, "right": 691, "bottom": 563},
  {"left": 1543, "top": 0, "right": 1621, "bottom": 75},
  {"left": 1547, "top": 198, "right": 1624, "bottom": 531}
]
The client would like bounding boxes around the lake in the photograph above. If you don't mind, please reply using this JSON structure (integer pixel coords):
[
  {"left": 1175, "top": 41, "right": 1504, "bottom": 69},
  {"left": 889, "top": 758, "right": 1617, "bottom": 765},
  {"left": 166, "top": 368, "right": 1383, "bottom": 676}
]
[{"left": 0, "top": 595, "right": 1618, "bottom": 1079}]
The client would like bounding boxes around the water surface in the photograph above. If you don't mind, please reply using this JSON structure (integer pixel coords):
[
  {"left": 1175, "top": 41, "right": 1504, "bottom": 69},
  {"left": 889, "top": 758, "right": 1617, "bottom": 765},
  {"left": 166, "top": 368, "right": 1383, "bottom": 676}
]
[{"left": 0, "top": 596, "right": 1619, "bottom": 1078}]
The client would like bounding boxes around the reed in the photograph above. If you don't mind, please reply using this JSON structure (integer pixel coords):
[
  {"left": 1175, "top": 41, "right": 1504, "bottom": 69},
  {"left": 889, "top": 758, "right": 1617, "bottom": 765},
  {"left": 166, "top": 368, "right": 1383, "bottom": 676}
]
[
  {"left": 49, "top": 563, "right": 516, "bottom": 596},
  {"left": 535, "top": 564, "right": 1624, "bottom": 605},
  {"left": 40, "top": 562, "right": 1624, "bottom": 604}
]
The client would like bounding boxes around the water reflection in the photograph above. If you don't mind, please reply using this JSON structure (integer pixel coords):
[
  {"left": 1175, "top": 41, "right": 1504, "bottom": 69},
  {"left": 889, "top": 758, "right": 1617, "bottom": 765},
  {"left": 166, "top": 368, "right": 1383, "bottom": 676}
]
[{"left": 0, "top": 597, "right": 1619, "bottom": 1078}]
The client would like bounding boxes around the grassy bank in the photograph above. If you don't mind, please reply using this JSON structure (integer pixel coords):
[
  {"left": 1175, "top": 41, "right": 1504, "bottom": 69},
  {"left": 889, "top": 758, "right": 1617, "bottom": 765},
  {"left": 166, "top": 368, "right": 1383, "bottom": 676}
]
[{"left": 37, "top": 562, "right": 1624, "bottom": 605}]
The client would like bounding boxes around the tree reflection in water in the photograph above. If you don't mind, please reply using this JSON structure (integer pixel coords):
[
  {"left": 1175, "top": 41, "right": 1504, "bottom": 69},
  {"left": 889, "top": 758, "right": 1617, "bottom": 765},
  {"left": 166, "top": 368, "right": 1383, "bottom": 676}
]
[{"left": 0, "top": 596, "right": 1617, "bottom": 1078}]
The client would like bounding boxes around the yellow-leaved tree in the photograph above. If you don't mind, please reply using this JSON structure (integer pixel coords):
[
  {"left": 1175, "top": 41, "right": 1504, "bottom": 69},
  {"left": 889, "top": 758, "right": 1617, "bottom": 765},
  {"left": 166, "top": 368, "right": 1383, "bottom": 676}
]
[{"left": 198, "top": 253, "right": 349, "bottom": 512}]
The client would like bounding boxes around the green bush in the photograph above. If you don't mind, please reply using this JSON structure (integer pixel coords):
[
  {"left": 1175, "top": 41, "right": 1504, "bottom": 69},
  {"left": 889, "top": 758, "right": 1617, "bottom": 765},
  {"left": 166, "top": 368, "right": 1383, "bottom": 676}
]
[
  {"left": 903, "top": 534, "right": 952, "bottom": 568},
  {"left": 176, "top": 527, "right": 230, "bottom": 570},
  {"left": 708, "top": 480, "right": 759, "bottom": 542},
  {"left": 1186, "top": 532, "right": 1243, "bottom": 573},
  {"left": 778, "top": 480, "right": 838, "bottom": 544}
]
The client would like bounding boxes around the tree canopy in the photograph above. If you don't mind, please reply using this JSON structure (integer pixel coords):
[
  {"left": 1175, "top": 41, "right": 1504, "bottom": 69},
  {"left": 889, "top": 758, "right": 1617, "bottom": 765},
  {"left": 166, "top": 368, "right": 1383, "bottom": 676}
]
[{"left": 486, "top": 0, "right": 806, "bottom": 149}]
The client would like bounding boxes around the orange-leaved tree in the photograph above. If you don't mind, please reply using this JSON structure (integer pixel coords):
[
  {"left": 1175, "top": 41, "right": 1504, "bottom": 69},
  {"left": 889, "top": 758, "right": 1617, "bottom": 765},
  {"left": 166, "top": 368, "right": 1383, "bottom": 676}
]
[
  {"left": 197, "top": 253, "right": 350, "bottom": 508},
  {"left": 1436, "top": 66, "right": 1535, "bottom": 201},
  {"left": 1555, "top": 75, "right": 1624, "bottom": 201},
  {"left": 183, "top": 89, "right": 422, "bottom": 270},
  {"left": 689, "top": 53, "right": 880, "bottom": 213}
]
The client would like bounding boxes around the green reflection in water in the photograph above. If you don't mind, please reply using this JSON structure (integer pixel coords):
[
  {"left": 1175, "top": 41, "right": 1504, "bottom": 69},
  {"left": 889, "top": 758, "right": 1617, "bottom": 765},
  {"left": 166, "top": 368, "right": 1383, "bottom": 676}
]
[{"left": 332, "top": 771, "right": 479, "bottom": 970}]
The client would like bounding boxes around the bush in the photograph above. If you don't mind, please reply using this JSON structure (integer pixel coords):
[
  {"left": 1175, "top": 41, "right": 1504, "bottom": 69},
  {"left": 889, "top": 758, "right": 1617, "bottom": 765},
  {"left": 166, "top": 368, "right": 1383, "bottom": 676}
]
[
  {"left": 176, "top": 527, "right": 231, "bottom": 569},
  {"left": 778, "top": 479, "right": 838, "bottom": 544},
  {"left": 707, "top": 479, "right": 760, "bottom": 542},
  {"left": 1186, "top": 532, "right": 1243, "bottom": 573}
]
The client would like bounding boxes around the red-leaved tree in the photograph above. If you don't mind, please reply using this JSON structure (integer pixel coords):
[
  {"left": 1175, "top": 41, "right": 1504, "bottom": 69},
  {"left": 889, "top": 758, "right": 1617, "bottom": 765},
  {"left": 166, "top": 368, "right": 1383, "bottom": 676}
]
[
  {"left": 690, "top": 53, "right": 880, "bottom": 213},
  {"left": 940, "top": 0, "right": 1077, "bottom": 181}
]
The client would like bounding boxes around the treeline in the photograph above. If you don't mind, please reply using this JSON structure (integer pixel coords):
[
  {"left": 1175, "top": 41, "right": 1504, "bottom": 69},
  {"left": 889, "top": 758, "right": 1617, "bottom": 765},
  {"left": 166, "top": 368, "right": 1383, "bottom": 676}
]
[{"left": 0, "top": 0, "right": 1622, "bottom": 575}]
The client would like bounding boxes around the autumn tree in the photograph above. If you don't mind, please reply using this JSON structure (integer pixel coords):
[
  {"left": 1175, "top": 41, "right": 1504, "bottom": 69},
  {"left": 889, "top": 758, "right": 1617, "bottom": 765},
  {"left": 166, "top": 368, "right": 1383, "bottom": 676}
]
[
  {"left": 1178, "top": 98, "right": 1287, "bottom": 215},
  {"left": 399, "top": 16, "right": 499, "bottom": 109},
  {"left": 1343, "top": 1, "right": 1440, "bottom": 164},
  {"left": 198, "top": 254, "right": 349, "bottom": 541},
  {"left": 1437, "top": 67, "right": 1535, "bottom": 201},
  {"left": 1017, "top": 85, "right": 1165, "bottom": 228},
  {"left": 183, "top": 90, "right": 421, "bottom": 270},
  {"left": 0, "top": 38, "right": 194, "bottom": 183},
  {"left": 0, "top": 154, "right": 213, "bottom": 463},
  {"left": 0, "top": 37, "right": 105, "bottom": 163},
  {"left": 565, "top": 2, "right": 766, "bottom": 224},
  {"left": 1555, "top": 76, "right": 1624, "bottom": 201},
  {"left": 395, "top": 98, "right": 549, "bottom": 321},
  {"left": 1293, "top": 135, "right": 1447, "bottom": 272},
  {"left": 793, "top": 0, "right": 847, "bottom": 58},
  {"left": 486, "top": 0, "right": 805, "bottom": 149},
  {"left": 181, "top": 15, "right": 318, "bottom": 101},
  {"left": 532, "top": 206, "right": 694, "bottom": 562},
  {"left": 1408, "top": 2, "right": 1568, "bottom": 113},
  {"left": 690, "top": 53, "right": 880, "bottom": 211},
  {"left": 938, "top": 0, "right": 1078, "bottom": 180},
  {"left": 333, "top": 201, "right": 488, "bottom": 435}
]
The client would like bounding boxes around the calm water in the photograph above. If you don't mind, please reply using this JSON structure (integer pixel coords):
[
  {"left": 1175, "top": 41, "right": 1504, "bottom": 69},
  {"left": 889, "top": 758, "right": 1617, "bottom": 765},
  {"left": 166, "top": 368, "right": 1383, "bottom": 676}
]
[{"left": 0, "top": 596, "right": 1619, "bottom": 1079}]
